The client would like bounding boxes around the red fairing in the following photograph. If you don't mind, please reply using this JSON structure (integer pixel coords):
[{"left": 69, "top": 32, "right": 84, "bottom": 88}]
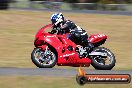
[
  {"left": 88, "top": 34, "right": 107, "bottom": 44},
  {"left": 34, "top": 24, "right": 53, "bottom": 48},
  {"left": 35, "top": 24, "right": 53, "bottom": 39}
]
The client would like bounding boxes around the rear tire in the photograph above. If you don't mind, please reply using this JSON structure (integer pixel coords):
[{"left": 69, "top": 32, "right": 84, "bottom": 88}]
[
  {"left": 91, "top": 47, "right": 116, "bottom": 70},
  {"left": 31, "top": 48, "right": 57, "bottom": 68}
]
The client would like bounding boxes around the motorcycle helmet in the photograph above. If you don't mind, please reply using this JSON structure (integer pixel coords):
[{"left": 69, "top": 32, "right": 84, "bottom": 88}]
[{"left": 51, "top": 13, "right": 64, "bottom": 26}]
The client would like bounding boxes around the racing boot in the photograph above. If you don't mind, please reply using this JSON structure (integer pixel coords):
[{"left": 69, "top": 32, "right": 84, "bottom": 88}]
[{"left": 85, "top": 41, "right": 94, "bottom": 53}]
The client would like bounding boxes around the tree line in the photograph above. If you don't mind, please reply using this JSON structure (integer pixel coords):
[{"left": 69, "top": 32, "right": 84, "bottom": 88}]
[
  {"left": 30, "top": 0, "right": 132, "bottom": 4},
  {"left": 64, "top": 0, "right": 132, "bottom": 4}
]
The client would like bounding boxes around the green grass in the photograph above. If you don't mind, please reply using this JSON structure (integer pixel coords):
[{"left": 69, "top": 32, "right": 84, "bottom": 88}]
[
  {"left": 0, "top": 76, "right": 131, "bottom": 88},
  {"left": 0, "top": 10, "right": 132, "bottom": 70}
]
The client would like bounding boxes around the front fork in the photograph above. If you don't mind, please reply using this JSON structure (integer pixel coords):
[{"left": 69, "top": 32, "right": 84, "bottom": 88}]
[{"left": 37, "top": 46, "right": 51, "bottom": 63}]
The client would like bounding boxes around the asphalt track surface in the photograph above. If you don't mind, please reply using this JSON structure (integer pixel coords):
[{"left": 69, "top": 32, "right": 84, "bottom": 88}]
[
  {"left": 1, "top": 8, "right": 131, "bottom": 77},
  {"left": 0, "top": 68, "right": 131, "bottom": 77},
  {"left": 10, "top": 7, "right": 132, "bottom": 16}
]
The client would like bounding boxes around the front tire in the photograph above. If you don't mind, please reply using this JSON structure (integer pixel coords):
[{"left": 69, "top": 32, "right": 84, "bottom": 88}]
[
  {"left": 31, "top": 47, "right": 57, "bottom": 68},
  {"left": 91, "top": 47, "right": 116, "bottom": 70}
]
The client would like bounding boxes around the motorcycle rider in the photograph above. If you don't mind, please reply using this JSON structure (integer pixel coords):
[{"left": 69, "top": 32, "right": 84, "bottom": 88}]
[{"left": 50, "top": 13, "right": 94, "bottom": 54}]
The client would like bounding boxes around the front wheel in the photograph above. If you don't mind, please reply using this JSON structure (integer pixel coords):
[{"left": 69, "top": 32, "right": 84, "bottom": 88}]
[
  {"left": 91, "top": 47, "right": 116, "bottom": 70},
  {"left": 31, "top": 47, "right": 57, "bottom": 68}
]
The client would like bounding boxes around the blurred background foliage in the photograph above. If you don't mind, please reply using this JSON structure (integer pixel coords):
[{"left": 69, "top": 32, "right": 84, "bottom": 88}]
[
  {"left": 31, "top": 0, "right": 132, "bottom": 4},
  {"left": 0, "top": 0, "right": 132, "bottom": 10}
]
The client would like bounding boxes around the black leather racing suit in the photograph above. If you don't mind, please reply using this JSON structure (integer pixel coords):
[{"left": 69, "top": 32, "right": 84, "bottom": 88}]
[{"left": 51, "top": 20, "right": 93, "bottom": 50}]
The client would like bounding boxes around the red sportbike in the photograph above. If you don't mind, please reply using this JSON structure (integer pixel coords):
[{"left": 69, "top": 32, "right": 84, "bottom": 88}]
[{"left": 31, "top": 24, "right": 116, "bottom": 70}]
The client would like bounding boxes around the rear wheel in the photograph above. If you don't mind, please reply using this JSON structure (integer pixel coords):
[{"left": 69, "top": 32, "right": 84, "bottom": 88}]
[
  {"left": 31, "top": 47, "right": 57, "bottom": 68},
  {"left": 91, "top": 47, "right": 116, "bottom": 70}
]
